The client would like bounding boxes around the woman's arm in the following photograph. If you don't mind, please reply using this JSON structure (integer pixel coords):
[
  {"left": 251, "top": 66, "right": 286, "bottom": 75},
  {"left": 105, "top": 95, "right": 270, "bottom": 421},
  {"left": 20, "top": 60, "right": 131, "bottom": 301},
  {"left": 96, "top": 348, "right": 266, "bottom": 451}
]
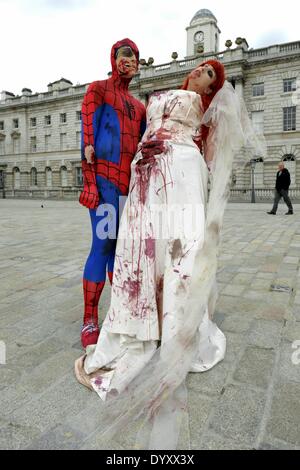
[{"left": 203, "top": 124, "right": 216, "bottom": 172}]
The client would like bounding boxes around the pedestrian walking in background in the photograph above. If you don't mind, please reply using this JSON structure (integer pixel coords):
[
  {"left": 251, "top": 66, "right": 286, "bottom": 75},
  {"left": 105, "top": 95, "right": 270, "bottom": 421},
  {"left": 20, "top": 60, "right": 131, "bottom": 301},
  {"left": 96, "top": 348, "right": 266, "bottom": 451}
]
[{"left": 267, "top": 162, "right": 293, "bottom": 215}]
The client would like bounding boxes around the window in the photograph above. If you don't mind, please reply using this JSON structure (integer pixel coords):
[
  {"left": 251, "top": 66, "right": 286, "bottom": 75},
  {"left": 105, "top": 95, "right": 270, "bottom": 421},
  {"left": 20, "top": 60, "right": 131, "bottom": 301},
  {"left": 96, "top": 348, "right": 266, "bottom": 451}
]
[
  {"left": 12, "top": 137, "right": 20, "bottom": 154},
  {"left": 46, "top": 167, "right": 52, "bottom": 187},
  {"left": 30, "top": 136, "right": 37, "bottom": 152},
  {"left": 45, "top": 135, "right": 51, "bottom": 152},
  {"left": 60, "top": 113, "right": 67, "bottom": 124},
  {"left": 251, "top": 111, "right": 264, "bottom": 134},
  {"left": 13, "top": 167, "right": 20, "bottom": 189},
  {"left": 13, "top": 118, "right": 19, "bottom": 129},
  {"left": 30, "top": 117, "right": 36, "bottom": 127},
  {"left": 76, "top": 111, "right": 82, "bottom": 121},
  {"left": 252, "top": 83, "right": 264, "bottom": 97},
  {"left": 0, "top": 140, "right": 5, "bottom": 155},
  {"left": 283, "top": 78, "right": 296, "bottom": 93},
  {"left": 61, "top": 166, "right": 68, "bottom": 187},
  {"left": 254, "top": 159, "right": 264, "bottom": 186},
  {"left": 283, "top": 106, "right": 296, "bottom": 131},
  {"left": 283, "top": 154, "right": 295, "bottom": 162},
  {"left": 0, "top": 170, "right": 4, "bottom": 188},
  {"left": 76, "top": 167, "right": 83, "bottom": 186},
  {"left": 76, "top": 131, "right": 81, "bottom": 148},
  {"left": 60, "top": 133, "right": 67, "bottom": 150},
  {"left": 0, "top": 121, "right": 4, "bottom": 130},
  {"left": 282, "top": 154, "right": 296, "bottom": 185},
  {"left": 45, "top": 115, "right": 51, "bottom": 126},
  {"left": 31, "top": 168, "right": 37, "bottom": 186}
]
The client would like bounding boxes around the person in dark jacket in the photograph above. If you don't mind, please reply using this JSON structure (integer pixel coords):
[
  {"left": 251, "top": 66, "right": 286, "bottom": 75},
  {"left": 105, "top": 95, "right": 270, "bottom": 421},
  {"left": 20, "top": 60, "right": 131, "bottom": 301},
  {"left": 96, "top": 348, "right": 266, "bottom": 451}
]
[{"left": 267, "top": 162, "right": 293, "bottom": 215}]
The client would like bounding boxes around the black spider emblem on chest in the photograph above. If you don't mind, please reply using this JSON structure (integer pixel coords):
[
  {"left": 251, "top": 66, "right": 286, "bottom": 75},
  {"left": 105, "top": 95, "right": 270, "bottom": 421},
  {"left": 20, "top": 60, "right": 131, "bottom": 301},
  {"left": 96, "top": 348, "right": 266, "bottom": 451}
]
[{"left": 122, "top": 97, "right": 136, "bottom": 120}]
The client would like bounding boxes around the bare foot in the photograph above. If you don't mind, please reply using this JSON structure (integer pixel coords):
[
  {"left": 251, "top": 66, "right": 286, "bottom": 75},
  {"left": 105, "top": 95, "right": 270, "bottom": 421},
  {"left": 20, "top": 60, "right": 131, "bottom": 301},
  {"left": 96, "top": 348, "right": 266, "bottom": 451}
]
[{"left": 74, "top": 355, "right": 94, "bottom": 390}]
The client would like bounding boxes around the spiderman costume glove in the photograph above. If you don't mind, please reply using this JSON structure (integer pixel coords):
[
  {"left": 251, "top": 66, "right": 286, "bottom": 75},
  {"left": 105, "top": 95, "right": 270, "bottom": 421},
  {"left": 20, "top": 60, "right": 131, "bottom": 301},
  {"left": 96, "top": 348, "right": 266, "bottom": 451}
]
[{"left": 79, "top": 159, "right": 100, "bottom": 209}]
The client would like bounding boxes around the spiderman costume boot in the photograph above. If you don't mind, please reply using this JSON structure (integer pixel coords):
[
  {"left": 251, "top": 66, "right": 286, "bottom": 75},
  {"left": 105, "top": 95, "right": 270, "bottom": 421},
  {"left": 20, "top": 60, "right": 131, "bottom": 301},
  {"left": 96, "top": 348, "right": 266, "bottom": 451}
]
[{"left": 81, "top": 278, "right": 105, "bottom": 349}]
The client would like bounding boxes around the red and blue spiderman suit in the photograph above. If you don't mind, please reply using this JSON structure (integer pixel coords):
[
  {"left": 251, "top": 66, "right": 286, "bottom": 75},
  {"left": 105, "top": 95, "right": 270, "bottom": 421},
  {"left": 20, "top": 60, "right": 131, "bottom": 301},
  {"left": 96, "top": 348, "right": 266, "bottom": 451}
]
[{"left": 79, "top": 38, "right": 146, "bottom": 349}]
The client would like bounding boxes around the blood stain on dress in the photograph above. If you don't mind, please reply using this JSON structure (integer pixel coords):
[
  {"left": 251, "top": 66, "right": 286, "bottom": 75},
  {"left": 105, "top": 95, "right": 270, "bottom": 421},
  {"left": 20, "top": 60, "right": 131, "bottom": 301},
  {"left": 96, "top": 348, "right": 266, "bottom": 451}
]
[
  {"left": 170, "top": 239, "right": 183, "bottom": 260},
  {"left": 123, "top": 278, "right": 141, "bottom": 302},
  {"left": 145, "top": 237, "right": 155, "bottom": 259}
]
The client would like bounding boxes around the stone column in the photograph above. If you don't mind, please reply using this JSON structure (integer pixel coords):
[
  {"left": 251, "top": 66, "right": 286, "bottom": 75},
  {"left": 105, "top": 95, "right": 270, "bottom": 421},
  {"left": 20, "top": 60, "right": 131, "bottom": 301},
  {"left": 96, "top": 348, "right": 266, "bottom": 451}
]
[{"left": 235, "top": 76, "right": 244, "bottom": 99}]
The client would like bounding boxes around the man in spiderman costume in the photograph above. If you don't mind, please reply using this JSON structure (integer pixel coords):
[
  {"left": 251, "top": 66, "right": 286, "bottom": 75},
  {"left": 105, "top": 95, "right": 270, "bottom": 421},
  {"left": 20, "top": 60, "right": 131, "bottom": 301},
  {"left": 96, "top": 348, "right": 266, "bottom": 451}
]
[{"left": 79, "top": 38, "right": 146, "bottom": 349}]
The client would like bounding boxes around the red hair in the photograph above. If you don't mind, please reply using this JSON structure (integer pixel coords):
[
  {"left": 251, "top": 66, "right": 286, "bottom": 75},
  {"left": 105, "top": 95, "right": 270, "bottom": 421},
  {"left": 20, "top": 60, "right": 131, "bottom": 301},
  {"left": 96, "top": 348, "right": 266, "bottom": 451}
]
[{"left": 181, "top": 59, "right": 225, "bottom": 146}]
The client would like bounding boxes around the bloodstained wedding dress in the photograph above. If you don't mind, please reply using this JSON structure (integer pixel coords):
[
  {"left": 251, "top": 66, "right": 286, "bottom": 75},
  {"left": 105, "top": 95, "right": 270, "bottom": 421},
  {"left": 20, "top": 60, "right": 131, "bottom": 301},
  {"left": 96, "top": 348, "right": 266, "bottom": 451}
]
[
  {"left": 83, "top": 89, "right": 225, "bottom": 395},
  {"left": 75, "top": 82, "right": 263, "bottom": 449}
]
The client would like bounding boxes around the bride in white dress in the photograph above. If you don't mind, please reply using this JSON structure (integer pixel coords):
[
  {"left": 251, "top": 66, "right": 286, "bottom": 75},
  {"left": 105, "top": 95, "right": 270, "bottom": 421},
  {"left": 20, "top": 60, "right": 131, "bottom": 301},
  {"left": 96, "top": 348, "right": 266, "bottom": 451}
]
[{"left": 75, "top": 60, "right": 263, "bottom": 449}]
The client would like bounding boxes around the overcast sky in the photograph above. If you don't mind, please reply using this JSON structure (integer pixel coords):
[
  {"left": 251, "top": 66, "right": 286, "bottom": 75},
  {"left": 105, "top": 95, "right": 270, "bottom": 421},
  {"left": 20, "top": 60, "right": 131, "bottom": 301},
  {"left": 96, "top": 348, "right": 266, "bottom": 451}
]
[{"left": 1, "top": 0, "right": 299, "bottom": 95}]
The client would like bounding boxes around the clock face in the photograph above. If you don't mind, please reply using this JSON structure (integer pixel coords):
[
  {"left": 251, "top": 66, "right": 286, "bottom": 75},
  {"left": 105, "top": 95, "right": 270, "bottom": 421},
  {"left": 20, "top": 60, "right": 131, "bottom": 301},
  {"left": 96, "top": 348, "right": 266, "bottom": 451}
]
[{"left": 194, "top": 31, "right": 204, "bottom": 43}]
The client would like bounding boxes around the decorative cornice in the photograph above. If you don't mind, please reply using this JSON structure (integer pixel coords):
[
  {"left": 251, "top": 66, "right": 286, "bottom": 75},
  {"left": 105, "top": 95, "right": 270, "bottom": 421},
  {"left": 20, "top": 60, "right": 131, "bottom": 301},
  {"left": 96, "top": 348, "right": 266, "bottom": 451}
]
[
  {"left": 249, "top": 102, "right": 265, "bottom": 112},
  {"left": 11, "top": 131, "right": 21, "bottom": 139},
  {"left": 281, "top": 98, "right": 296, "bottom": 107},
  {"left": 280, "top": 70, "right": 299, "bottom": 80}
]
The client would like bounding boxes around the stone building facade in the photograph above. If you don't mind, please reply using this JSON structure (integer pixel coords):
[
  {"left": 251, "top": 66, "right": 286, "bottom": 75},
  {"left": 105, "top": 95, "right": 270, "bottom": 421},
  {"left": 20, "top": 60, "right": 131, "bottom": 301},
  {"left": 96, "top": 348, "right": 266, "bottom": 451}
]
[
  {"left": 1, "top": 8, "right": 300, "bottom": 201},
  {"left": 0, "top": 78, "right": 84, "bottom": 199}
]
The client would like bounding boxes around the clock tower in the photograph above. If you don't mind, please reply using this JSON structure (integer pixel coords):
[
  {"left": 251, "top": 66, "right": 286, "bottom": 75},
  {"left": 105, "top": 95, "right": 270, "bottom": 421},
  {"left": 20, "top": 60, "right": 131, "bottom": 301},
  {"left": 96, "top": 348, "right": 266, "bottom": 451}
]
[{"left": 186, "top": 9, "right": 221, "bottom": 57}]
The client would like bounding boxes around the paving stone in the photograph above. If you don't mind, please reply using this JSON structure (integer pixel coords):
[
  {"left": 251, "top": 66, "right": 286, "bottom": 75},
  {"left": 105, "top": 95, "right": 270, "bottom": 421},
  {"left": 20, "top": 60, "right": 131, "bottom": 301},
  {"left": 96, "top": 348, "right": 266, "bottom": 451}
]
[
  {"left": 80, "top": 435, "right": 125, "bottom": 450},
  {"left": 0, "top": 385, "right": 33, "bottom": 418},
  {"left": 11, "top": 375, "right": 89, "bottom": 433},
  {"left": 277, "top": 342, "right": 300, "bottom": 383},
  {"left": 282, "top": 321, "right": 300, "bottom": 343},
  {"left": 0, "top": 422, "right": 41, "bottom": 450},
  {"left": 187, "top": 362, "right": 230, "bottom": 396},
  {"left": 258, "top": 436, "right": 300, "bottom": 450},
  {"left": 266, "top": 382, "right": 300, "bottom": 446},
  {"left": 64, "top": 396, "right": 108, "bottom": 438},
  {"left": 9, "top": 337, "right": 66, "bottom": 370},
  {"left": 19, "top": 349, "right": 81, "bottom": 394},
  {"left": 26, "top": 425, "right": 86, "bottom": 450},
  {"left": 247, "top": 319, "right": 283, "bottom": 349},
  {"left": 233, "top": 346, "right": 275, "bottom": 389},
  {"left": 250, "top": 279, "right": 272, "bottom": 290},
  {"left": 199, "top": 431, "right": 253, "bottom": 450},
  {"left": 208, "top": 384, "right": 267, "bottom": 446},
  {"left": 255, "top": 272, "right": 276, "bottom": 280},
  {"left": 231, "top": 273, "right": 256, "bottom": 285},
  {"left": 291, "top": 305, "right": 300, "bottom": 322},
  {"left": 0, "top": 366, "right": 21, "bottom": 390},
  {"left": 222, "top": 285, "right": 246, "bottom": 297},
  {"left": 221, "top": 312, "right": 254, "bottom": 334},
  {"left": 220, "top": 332, "right": 245, "bottom": 365},
  {"left": 188, "top": 391, "right": 215, "bottom": 450}
]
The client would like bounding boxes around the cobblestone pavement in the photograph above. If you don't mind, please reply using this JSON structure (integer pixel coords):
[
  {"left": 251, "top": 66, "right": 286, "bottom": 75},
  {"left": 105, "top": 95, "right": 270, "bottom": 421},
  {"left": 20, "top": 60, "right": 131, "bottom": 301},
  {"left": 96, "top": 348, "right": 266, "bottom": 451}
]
[{"left": 0, "top": 199, "right": 299, "bottom": 450}]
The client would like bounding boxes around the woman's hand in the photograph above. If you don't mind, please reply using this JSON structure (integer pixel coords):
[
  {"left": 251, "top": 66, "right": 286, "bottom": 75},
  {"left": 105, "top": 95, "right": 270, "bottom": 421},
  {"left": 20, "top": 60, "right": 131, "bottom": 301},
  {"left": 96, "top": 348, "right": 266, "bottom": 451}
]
[
  {"left": 85, "top": 145, "right": 95, "bottom": 164},
  {"left": 206, "top": 160, "right": 213, "bottom": 173}
]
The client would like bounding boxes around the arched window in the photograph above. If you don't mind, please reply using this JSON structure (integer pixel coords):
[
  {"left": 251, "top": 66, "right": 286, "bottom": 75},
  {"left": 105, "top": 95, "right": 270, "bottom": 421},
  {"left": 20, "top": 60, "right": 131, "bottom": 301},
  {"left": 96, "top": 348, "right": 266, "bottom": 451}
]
[
  {"left": 45, "top": 167, "right": 52, "bottom": 187},
  {"left": 282, "top": 154, "right": 296, "bottom": 185},
  {"left": 30, "top": 167, "right": 37, "bottom": 186},
  {"left": 282, "top": 154, "right": 295, "bottom": 162},
  {"left": 60, "top": 166, "right": 68, "bottom": 187},
  {"left": 13, "top": 167, "right": 20, "bottom": 189}
]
